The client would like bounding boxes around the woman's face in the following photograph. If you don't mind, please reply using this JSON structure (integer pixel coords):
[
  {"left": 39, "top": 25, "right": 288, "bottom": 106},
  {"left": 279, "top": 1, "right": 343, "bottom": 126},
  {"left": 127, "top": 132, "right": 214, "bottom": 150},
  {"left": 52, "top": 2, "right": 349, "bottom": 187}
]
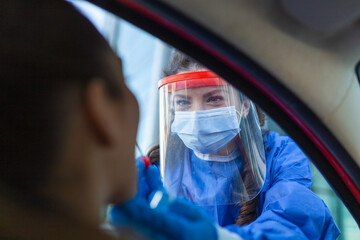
[
  {"left": 169, "top": 74, "right": 245, "bottom": 156},
  {"left": 174, "top": 86, "right": 230, "bottom": 112}
]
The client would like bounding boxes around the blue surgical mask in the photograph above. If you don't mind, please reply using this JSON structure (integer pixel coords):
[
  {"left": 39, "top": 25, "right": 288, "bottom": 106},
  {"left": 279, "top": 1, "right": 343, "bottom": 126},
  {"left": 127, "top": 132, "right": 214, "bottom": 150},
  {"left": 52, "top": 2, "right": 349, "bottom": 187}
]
[{"left": 171, "top": 106, "right": 241, "bottom": 154}]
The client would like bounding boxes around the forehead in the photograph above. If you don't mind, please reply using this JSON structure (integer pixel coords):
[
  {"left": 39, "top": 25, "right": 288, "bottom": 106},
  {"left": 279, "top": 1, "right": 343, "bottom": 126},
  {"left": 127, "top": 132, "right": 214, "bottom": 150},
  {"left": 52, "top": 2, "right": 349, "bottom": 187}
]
[
  {"left": 104, "top": 52, "right": 127, "bottom": 85},
  {"left": 174, "top": 86, "right": 225, "bottom": 96}
]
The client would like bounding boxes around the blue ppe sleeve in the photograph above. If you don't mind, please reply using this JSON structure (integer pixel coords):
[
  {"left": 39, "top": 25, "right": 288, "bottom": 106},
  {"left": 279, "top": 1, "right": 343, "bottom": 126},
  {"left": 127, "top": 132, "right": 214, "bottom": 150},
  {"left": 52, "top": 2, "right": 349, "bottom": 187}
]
[
  {"left": 109, "top": 197, "right": 218, "bottom": 240},
  {"left": 225, "top": 132, "right": 340, "bottom": 239}
]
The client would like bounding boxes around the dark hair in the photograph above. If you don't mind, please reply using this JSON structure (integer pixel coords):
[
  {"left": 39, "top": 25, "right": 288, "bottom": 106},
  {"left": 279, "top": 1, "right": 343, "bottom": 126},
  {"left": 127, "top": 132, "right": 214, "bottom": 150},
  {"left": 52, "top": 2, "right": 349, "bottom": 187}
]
[
  {"left": 0, "top": 0, "right": 120, "bottom": 195},
  {"left": 159, "top": 50, "right": 265, "bottom": 226}
]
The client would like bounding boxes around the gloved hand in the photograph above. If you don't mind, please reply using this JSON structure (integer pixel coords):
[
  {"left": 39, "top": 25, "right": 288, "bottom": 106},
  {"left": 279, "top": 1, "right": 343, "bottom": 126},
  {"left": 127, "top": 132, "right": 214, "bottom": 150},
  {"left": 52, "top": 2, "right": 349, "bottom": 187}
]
[
  {"left": 136, "top": 157, "right": 163, "bottom": 201},
  {"left": 109, "top": 197, "right": 218, "bottom": 240}
]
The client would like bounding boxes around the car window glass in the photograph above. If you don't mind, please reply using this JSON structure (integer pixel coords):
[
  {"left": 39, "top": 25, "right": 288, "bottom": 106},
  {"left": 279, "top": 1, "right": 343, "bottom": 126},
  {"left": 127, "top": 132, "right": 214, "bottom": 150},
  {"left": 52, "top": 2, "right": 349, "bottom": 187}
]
[{"left": 70, "top": 1, "right": 360, "bottom": 238}]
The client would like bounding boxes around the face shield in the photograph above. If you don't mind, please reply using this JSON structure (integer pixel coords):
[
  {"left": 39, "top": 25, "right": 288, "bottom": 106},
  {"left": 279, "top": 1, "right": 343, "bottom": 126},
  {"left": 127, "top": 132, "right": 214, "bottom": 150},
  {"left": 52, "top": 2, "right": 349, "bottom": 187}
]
[{"left": 158, "top": 70, "right": 266, "bottom": 209}]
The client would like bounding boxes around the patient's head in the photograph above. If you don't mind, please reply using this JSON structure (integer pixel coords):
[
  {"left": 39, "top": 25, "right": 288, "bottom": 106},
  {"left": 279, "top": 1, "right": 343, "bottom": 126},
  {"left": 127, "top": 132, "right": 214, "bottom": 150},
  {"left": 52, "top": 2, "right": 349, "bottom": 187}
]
[{"left": 0, "top": 0, "right": 139, "bottom": 225}]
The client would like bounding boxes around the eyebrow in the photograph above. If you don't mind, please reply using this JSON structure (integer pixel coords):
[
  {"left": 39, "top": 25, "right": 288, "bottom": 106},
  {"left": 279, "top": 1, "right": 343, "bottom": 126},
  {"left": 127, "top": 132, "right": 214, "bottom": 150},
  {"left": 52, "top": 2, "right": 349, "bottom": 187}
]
[
  {"left": 174, "top": 94, "right": 190, "bottom": 99},
  {"left": 203, "top": 89, "right": 224, "bottom": 98},
  {"left": 174, "top": 88, "right": 227, "bottom": 99}
]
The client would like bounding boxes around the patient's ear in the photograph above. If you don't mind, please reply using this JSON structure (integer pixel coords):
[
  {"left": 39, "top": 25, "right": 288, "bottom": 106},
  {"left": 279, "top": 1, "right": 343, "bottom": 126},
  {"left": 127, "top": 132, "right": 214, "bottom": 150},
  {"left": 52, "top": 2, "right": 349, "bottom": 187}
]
[{"left": 83, "top": 79, "right": 118, "bottom": 146}]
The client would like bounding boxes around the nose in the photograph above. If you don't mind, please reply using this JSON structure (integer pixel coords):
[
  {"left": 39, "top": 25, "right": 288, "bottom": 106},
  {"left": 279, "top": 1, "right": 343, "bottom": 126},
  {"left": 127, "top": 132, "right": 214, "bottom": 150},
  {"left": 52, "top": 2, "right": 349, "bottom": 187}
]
[{"left": 190, "top": 100, "right": 206, "bottom": 111}]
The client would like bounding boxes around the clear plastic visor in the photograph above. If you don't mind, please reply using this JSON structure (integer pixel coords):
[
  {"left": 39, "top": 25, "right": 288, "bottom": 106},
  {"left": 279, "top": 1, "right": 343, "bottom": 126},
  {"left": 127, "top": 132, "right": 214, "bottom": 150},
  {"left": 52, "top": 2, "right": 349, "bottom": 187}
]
[{"left": 159, "top": 71, "right": 266, "bottom": 206}]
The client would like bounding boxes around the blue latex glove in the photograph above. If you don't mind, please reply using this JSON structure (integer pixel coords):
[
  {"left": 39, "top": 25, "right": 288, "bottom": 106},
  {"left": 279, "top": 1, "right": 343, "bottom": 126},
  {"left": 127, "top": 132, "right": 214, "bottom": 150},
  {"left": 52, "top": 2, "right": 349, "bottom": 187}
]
[
  {"left": 136, "top": 157, "right": 163, "bottom": 201},
  {"left": 110, "top": 197, "right": 218, "bottom": 240}
]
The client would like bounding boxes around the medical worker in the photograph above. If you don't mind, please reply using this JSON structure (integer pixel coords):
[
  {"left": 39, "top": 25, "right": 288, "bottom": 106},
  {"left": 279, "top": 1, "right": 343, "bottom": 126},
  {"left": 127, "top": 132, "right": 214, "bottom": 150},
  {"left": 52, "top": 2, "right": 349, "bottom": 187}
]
[{"left": 153, "top": 52, "right": 340, "bottom": 239}]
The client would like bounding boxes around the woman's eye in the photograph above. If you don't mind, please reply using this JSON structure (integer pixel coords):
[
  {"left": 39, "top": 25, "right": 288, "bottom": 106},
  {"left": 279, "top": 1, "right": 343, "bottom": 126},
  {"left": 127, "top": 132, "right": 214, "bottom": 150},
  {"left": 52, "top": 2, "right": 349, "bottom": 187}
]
[
  {"left": 207, "top": 96, "right": 224, "bottom": 103},
  {"left": 176, "top": 99, "right": 191, "bottom": 106}
]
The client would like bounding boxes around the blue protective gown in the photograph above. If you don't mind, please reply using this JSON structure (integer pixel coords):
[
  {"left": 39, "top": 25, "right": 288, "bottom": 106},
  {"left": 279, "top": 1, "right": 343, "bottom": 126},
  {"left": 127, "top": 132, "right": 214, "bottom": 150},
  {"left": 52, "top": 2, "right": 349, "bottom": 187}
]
[
  {"left": 181, "top": 148, "right": 244, "bottom": 226},
  {"left": 225, "top": 131, "right": 340, "bottom": 239},
  {"left": 165, "top": 131, "right": 340, "bottom": 239}
]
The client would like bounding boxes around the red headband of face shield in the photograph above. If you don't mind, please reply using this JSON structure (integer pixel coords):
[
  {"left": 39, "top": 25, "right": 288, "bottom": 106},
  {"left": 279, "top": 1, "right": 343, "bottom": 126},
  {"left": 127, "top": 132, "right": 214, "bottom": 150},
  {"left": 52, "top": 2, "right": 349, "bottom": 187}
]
[{"left": 158, "top": 70, "right": 228, "bottom": 91}]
